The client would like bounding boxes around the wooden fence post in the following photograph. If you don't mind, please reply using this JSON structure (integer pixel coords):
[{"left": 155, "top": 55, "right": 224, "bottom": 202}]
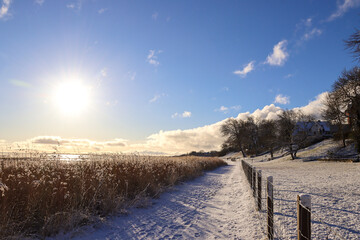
[
  {"left": 252, "top": 167, "right": 256, "bottom": 197},
  {"left": 297, "top": 194, "right": 311, "bottom": 240},
  {"left": 257, "top": 170, "right": 262, "bottom": 211},
  {"left": 267, "top": 176, "right": 274, "bottom": 240}
]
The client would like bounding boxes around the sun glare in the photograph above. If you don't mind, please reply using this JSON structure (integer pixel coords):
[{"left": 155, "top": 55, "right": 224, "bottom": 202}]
[{"left": 53, "top": 81, "right": 90, "bottom": 116}]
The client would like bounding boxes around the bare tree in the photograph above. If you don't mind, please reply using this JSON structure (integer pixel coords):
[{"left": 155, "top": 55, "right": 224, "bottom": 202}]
[
  {"left": 322, "top": 92, "right": 347, "bottom": 147},
  {"left": 345, "top": 28, "right": 360, "bottom": 62},
  {"left": 242, "top": 117, "right": 260, "bottom": 155},
  {"left": 326, "top": 67, "right": 360, "bottom": 151},
  {"left": 277, "top": 110, "right": 314, "bottom": 159},
  {"left": 220, "top": 118, "right": 247, "bottom": 157},
  {"left": 258, "top": 119, "right": 278, "bottom": 159}
]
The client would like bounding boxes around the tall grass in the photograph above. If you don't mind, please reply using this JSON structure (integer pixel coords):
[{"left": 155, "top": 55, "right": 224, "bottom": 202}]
[{"left": 0, "top": 154, "right": 227, "bottom": 239}]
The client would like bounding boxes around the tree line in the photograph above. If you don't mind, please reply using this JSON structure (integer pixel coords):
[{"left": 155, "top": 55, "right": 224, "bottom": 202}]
[
  {"left": 221, "top": 28, "right": 360, "bottom": 158},
  {"left": 220, "top": 110, "right": 317, "bottom": 160}
]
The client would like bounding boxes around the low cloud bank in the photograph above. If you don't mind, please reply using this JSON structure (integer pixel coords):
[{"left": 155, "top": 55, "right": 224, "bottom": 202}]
[
  {"left": 6, "top": 92, "right": 327, "bottom": 155},
  {"left": 133, "top": 92, "right": 327, "bottom": 154},
  {"left": 9, "top": 136, "right": 128, "bottom": 153}
]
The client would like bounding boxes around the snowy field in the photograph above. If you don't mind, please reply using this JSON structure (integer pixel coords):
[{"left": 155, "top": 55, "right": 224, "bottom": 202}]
[
  {"left": 248, "top": 139, "right": 360, "bottom": 239},
  {"left": 53, "top": 139, "right": 360, "bottom": 239},
  {"left": 54, "top": 161, "right": 263, "bottom": 240}
]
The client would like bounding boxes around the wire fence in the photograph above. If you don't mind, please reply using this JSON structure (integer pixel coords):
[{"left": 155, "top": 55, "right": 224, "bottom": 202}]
[{"left": 241, "top": 160, "right": 353, "bottom": 240}]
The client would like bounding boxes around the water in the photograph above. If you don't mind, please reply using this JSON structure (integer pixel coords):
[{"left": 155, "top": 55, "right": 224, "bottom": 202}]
[{"left": 0, "top": 152, "right": 90, "bottom": 161}]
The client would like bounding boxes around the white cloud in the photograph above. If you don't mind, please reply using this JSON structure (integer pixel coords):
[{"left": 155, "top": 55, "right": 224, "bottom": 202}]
[
  {"left": 182, "top": 111, "right": 191, "bottom": 118},
  {"left": 233, "top": 61, "right": 255, "bottom": 77},
  {"left": 303, "top": 28, "right": 322, "bottom": 41},
  {"left": 133, "top": 122, "right": 226, "bottom": 154},
  {"left": 25, "top": 136, "right": 128, "bottom": 152},
  {"left": 149, "top": 93, "right": 166, "bottom": 103},
  {"left": 265, "top": 40, "right": 289, "bottom": 66},
  {"left": 147, "top": 50, "right": 162, "bottom": 66},
  {"left": 216, "top": 106, "right": 228, "bottom": 113},
  {"left": 0, "top": 0, "right": 11, "bottom": 19},
  {"left": 274, "top": 94, "right": 290, "bottom": 105},
  {"left": 138, "top": 104, "right": 284, "bottom": 153},
  {"left": 327, "top": 0, "right": 360, "bottom": 21},
  {"left": 293, "top": 92, "right": 328, "bottom": 120},
  {"left": 98, "top": 8, "right": 107, "bottom": 14},
  {"left": 35, "top": 0, "right": 44, "bottom": 5},
  {"left": 152, "top": 12, "right": 158, "bottom": 20},
  {"left": 215, "top": 105, "right": 241, "bottom": 113},
  {"left": 172, "top": 111, "right": 192, "bottom": 118}
]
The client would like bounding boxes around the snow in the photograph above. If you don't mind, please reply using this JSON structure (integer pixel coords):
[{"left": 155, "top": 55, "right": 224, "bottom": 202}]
[
  {"left": 245, "top": 139, "right": 360, "bottom": 239},
  {"left": 55, "top": 161, "right": 263, "bottom": 240},
  {"left": 54, "top": 139, "right": 360, "bottom": 239},
  {"left": 251, "top": 160, "right": 360, "bottom": 239}
]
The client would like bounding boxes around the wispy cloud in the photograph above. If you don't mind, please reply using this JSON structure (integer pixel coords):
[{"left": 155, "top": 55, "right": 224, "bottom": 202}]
[
  {"left": 27, "top": 136, "right": 128, "bottom": 152},
  {"left": 265, "top": 40, "right": 289, "bottom": 66},
  {"left": 152, "top": 12, "right": 158, "bottom": 20},
  {"left": 215, "top": 105, "right": 241, "bottom": 114},
  {"left": 147, "top": 50, "right": 162, "bottom": 66},
  {"left": 233, "top": 60, "right": 255, "bottom": 77},
  {"left": 327, "top": 0, "right": 360, "bottom": 21},
  {"left": 0, "top": 0, "right": 12, "bottom": 19},
  {"left": 35, "top": 0, "right": 45, "bottom": 5},
  {"left": 296, "top": 17, "right": 313, "bottom": 31},
  {"left": 149, "top": 93, "right": 166, "bottom": 103},
  {"left": 302, "top": 28, "right": 322, "bottom": 41},
  {"left": 295, "top": 17, "right": 322, "bottom": 46},
  {"left": 172, "top": 111, "right": 192, "bottom": 118},
  {"left": 66, "top": 0, "right": 82, "bottom": 10},
  {"left": 98, "top": 8, "right": 107, "bottom": 14},
  {"left": 274, "top": 94, "right": 290, "bottom": 105},
  {"left": 284, "top": 73, "right": 294, "bottom": 79}
]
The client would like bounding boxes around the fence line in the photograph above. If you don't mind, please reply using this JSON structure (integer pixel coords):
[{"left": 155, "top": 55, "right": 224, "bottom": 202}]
[{"left": 241, "top": 159, "right": 349, "bottom": 240}]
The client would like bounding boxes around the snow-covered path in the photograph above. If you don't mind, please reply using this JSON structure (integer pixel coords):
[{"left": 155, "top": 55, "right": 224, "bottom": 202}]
[{"left": 65, "top": 161, "right": 263, "bottom": 240}]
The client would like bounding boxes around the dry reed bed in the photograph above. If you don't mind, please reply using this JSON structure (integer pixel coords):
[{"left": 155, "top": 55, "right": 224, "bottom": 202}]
[{"left": 0, "top": 155, "right": 226, "bottom": 239}]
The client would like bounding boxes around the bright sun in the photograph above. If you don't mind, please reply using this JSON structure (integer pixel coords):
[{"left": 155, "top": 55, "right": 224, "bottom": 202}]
[{"left": 53, "top": 81, "right": 90, "bottom": 116}]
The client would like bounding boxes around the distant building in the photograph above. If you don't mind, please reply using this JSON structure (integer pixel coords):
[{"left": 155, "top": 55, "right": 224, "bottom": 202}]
[{"left": 294, "top": 121, "right": 332, "bottom": 137}]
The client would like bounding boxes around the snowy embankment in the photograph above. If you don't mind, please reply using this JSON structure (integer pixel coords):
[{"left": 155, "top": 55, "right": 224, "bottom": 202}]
[
  {"left": 56, "top": 161, "right": 263, "bottom": 240},
  {"left": 245, "top": 139, "right": 360, "bottom": 239}
]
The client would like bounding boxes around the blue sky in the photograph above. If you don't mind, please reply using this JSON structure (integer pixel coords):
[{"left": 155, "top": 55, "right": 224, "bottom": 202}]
[{"left": 0, "top": 0, "right": 359, "bottom": 153}]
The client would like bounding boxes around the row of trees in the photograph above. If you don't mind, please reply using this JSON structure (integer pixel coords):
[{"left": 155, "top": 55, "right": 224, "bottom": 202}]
[{"left": 220, "top": 110, "right": 316, "bottom": 160}]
